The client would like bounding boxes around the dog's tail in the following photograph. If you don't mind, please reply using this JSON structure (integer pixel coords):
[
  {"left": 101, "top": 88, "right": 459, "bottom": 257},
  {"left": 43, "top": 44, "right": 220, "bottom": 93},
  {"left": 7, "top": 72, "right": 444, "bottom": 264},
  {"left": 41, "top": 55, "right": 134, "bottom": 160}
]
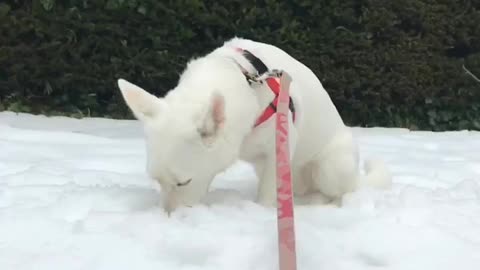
[{"left": 356, "top": 158, "right": 392, "bottom": 189}]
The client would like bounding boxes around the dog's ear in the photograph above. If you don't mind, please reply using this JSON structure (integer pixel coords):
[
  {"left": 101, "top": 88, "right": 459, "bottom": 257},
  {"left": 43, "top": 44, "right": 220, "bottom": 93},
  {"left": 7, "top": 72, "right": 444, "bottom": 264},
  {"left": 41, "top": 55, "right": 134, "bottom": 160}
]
[
  {"left": 198, "top": 91, "right": 225, "bottom": 145},
  {"left": 117, "top": 79, "right": 165, "bottom": 121}
]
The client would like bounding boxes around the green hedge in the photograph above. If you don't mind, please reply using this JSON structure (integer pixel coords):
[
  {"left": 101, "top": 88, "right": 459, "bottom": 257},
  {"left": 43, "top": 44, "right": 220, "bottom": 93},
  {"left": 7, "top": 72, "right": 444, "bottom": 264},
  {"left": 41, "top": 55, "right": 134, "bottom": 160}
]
[{"left": 1, "top": 0, "right": 479, "bottom": 130}]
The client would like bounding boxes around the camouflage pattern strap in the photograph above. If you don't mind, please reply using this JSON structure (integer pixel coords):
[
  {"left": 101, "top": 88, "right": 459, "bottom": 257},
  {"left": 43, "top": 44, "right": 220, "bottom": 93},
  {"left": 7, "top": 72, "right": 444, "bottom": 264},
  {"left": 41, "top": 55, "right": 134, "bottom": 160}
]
[{"left": 274, "top": 71, "right": 297, "bottom": 270}]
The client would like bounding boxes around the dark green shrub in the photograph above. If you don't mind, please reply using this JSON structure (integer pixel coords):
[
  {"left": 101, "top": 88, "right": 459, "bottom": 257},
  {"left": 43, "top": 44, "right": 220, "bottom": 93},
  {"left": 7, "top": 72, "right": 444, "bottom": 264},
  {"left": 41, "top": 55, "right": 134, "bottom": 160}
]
[{"left": 1, "top": 0, "right": 479, "bottom": 130}]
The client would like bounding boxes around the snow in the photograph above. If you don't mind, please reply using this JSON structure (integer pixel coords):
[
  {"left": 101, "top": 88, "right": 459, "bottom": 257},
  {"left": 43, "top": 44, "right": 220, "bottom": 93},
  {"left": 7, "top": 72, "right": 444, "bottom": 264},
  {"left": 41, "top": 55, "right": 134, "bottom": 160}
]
[{"left": 1, "top": 111, "right": 480, "bottom": 270}]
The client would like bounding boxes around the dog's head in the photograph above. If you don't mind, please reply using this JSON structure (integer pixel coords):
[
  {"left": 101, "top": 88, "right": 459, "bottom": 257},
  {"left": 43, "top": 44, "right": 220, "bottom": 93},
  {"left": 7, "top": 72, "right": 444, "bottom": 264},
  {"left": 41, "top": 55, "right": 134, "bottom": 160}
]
[{"left": 117, "top": 78, "right": 240, "bottom": 211}]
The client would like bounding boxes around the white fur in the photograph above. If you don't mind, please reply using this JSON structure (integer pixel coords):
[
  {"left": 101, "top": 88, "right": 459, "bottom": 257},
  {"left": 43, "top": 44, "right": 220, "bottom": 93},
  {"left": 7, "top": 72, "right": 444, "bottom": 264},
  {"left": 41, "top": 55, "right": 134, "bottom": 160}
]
[{"left": 117, "top": 37, "right": 392, "bottom": 212}]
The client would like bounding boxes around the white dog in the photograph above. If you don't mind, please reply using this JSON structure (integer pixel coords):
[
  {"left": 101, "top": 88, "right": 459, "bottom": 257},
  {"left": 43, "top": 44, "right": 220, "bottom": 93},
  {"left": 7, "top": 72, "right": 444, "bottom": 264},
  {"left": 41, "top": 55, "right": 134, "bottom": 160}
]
[{"left": 117, "top": 37, "right": 391, "bottom": 212}]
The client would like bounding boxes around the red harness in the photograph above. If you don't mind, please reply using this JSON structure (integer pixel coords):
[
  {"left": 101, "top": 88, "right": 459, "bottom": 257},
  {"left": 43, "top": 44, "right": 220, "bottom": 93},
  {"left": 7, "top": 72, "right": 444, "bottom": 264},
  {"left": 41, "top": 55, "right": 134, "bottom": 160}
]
[
  {"left": 254, "top": 77, "right": 296, "bottom": 127},
  {"left": 234, "top": 48, "right": 296, "bottom": 128}
]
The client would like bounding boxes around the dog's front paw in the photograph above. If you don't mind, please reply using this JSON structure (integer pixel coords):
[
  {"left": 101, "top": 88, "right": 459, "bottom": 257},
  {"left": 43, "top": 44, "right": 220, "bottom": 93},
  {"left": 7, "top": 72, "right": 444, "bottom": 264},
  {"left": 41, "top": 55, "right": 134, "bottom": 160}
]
[{"left": 256, "top": 195, "right": 277, "bottom": 208}]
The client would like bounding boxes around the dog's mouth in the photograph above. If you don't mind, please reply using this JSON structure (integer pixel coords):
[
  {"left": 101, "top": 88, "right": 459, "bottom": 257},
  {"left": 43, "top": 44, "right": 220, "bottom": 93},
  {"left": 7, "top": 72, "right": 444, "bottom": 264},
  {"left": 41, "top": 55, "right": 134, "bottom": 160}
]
[{"left": 176, "top": 178, "right": 192, "bottom": 187}]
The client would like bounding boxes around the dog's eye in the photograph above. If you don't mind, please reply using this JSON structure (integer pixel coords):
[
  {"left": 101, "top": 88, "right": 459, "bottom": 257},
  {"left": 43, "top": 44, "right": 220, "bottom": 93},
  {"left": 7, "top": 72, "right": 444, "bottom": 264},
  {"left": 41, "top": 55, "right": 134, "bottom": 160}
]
[{"left": 177, "top": 178, "right": 192, "bottom": 187}]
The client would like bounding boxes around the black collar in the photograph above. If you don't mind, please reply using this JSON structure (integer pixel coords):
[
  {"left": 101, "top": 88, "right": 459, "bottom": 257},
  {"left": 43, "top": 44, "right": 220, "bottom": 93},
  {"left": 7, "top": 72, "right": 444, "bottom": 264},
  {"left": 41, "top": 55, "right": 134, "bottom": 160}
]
[
  {"left": 240, "top": 49, "right": 269, "bottom": 75},
  {"left": 234, "top": 48, "right": 296, "bottom": 125}
]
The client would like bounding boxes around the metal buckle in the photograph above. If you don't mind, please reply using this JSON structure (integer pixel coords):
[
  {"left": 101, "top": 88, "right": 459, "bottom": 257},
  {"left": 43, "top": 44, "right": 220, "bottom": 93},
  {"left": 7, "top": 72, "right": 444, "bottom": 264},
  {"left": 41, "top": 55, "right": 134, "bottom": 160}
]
[
  {"left": 246, "top": 69, "right": 284, "bottom": 84},
  {"left": 255, "top": 69, "right": 284, "bottom": 81}
]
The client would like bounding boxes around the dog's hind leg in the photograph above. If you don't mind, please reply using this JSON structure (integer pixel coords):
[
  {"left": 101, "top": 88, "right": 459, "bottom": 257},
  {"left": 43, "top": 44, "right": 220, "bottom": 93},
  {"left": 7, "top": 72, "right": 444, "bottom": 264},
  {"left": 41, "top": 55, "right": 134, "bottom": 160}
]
[
  {"left": 309, "top": 133, "right": 360, "bottom": 203},
  {"left": 292, "top": 163, "right": 334, "bottom": 206},
  {"left": 294, "top": 191, "right": 332, "bottom": 205}
]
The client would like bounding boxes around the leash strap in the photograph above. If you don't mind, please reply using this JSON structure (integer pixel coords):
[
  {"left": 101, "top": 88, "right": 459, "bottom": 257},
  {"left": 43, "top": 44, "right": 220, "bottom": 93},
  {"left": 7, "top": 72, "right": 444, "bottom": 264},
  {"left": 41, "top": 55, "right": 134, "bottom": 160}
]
[
  {"left": 244, "top": 68, "right": 298, "bottom": 270},
  {"left": 274, "top": 71, "right": 298, "bottom": 270}
]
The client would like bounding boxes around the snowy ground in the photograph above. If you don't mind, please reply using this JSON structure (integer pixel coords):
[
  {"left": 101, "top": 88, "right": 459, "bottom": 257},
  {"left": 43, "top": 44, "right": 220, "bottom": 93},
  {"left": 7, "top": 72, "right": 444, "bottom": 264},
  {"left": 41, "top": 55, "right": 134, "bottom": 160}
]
[{"left": 1, "top": 111, "right": 479, "bottom": 270}]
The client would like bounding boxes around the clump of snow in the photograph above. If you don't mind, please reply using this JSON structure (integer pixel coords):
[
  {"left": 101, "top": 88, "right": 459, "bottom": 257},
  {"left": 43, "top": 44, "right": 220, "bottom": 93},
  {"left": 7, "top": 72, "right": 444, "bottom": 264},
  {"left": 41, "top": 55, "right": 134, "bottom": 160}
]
[{"left": 1, "top": 111, "right": 479, "bottom": 270}]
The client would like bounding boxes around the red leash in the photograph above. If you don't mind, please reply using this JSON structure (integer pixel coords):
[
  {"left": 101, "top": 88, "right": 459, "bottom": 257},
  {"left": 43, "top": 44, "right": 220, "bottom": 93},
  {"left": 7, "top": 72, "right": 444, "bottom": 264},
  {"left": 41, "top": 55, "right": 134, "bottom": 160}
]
[
  {"left": 274, "top": 72, "right": 297, "bottom": 270},
  {"left": 231, "top": 51, "right": 298, "bottom": 269}
]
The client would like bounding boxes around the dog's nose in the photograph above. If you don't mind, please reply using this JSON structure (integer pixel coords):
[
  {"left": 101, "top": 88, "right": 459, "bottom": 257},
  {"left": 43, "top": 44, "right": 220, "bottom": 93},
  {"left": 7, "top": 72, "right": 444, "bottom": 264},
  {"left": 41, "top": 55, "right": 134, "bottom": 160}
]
[{"left": 176, "top": 178, "right": 192, "bottom": 187}]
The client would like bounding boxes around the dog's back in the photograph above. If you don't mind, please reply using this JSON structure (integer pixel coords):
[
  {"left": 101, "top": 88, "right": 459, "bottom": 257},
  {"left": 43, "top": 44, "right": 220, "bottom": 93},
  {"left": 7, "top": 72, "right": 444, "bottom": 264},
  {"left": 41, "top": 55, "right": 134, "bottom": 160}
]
[{"left": 216, "top": 37, "right": 349, "bottom": 163}]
